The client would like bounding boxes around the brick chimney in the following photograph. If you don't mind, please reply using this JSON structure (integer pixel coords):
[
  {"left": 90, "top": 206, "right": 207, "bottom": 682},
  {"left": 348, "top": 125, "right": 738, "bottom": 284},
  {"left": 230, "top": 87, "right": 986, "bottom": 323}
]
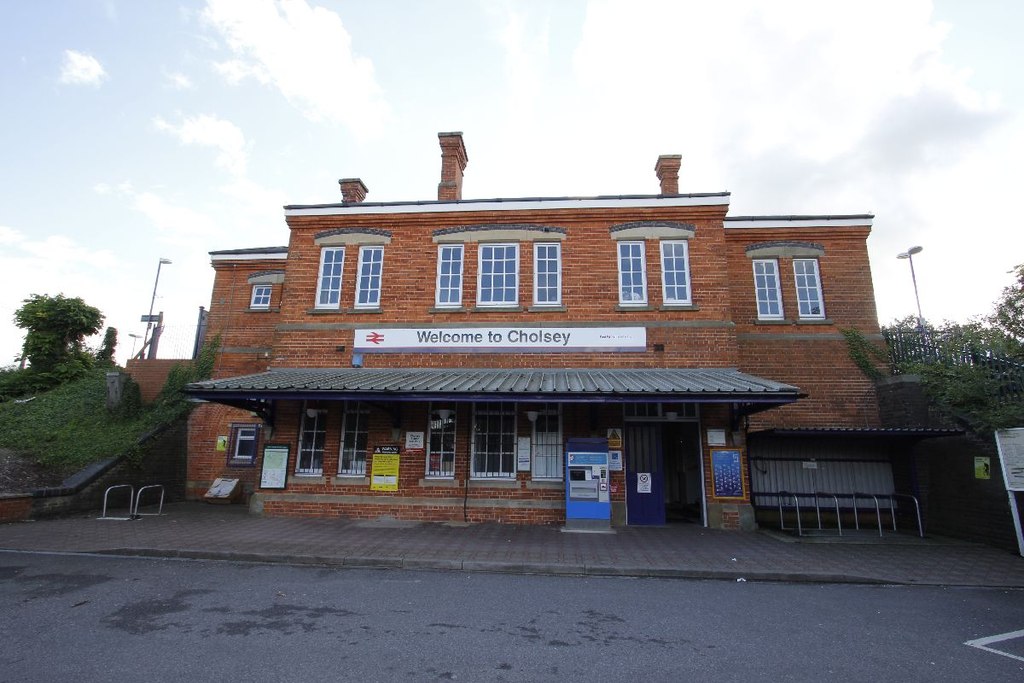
[
  {"left": 437, "top": 132, "right": 468, "bottom": 201},
  {"left": 339, "top": 178, "right": 368, "bottom": 203},
  {"left": 655, "top": 155, "right": 681, "bottom": 195}
]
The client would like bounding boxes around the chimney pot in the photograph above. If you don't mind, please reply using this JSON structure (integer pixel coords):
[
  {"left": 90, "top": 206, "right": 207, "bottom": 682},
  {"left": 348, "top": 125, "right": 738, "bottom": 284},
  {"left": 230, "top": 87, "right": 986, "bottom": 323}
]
[
  {"left": 339, "top": 178, "right": 368, "bottom": 203},
  {"left": 437, "top": 131, "right": 468, "bottom": 201},
  {"left": 655, "top": 155, "right": 681, "bottom": 195}
]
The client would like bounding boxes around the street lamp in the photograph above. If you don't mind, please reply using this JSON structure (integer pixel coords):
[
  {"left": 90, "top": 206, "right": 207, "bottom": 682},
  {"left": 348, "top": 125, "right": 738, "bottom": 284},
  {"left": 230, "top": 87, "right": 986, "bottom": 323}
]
[
  {"left": 141, "top": 258, "right": 172, "bottom": 359},
  {"left": 896, "top": 246, "right": 924, "bottom": 331},
  {"left": 128, "top": 333, "right": 142, "bottom": 359}
]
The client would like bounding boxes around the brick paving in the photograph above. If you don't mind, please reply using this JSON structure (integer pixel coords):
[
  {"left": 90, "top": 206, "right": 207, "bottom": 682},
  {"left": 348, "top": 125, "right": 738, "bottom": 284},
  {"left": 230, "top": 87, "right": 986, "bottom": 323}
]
[{"left": 1, "top": 502, "right": 1022, "bottom": 587}]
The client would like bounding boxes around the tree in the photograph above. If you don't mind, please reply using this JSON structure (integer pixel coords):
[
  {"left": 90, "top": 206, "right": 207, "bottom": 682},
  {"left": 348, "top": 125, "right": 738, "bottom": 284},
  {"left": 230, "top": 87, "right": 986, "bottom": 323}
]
[
  {"left": 14, "top": 294, "right": 104, "bottom": 375},
  {"left": 991, "top": 263, "right": 1024, "bottom": 356},
  {"left": 96, "top": 327, "right": 118, "bottom": 364}
]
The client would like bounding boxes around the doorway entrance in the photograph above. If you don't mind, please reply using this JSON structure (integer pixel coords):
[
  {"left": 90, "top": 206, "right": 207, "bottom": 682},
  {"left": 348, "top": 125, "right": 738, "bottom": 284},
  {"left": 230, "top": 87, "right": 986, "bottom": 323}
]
[{"left": 625, "top": 421, "right": 703, "bottom": 525}]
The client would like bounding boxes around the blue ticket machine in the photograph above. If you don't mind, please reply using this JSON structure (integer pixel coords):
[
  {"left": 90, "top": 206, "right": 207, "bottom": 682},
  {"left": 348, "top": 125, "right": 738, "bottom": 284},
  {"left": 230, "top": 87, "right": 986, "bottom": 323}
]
[{"left": 565, "top": 437, "right": 611, "bottom": 530}]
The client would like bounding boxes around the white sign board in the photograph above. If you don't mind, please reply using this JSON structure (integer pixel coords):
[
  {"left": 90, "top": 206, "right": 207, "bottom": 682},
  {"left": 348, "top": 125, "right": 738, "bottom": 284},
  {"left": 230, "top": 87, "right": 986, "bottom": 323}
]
[
  {"left": 706, "top": 429, "right": 727, "bottom": 446},
  {"left": 517, "top": 437, "right": 532, "bottom": 472},
  {"left": 354, "top": 327, "right": 646, "bottom": 353},
  {"left": 995, "top": 429, "right": 1024, "bottom": 492},
  {"left": 637, "top": 472, "right": 652, "bottom": 494},
  {"left": 994, "top": 428, "right": 1024, "bottom": 557},
  {"left": 405, "top": 431, "right": 425, "bottom": 451},
  {"left": 609, "top": 450, "right": 623, "bottom": 472}
]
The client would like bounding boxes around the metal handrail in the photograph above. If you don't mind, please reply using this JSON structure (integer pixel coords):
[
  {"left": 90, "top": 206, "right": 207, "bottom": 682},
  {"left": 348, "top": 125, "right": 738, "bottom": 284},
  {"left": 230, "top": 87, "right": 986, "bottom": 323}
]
[
  {"left": 99, "top": 485, "right": 135, "bottom": 520},
  {"left": 133, "top": 484, "right": 165, "bottom": 517}
]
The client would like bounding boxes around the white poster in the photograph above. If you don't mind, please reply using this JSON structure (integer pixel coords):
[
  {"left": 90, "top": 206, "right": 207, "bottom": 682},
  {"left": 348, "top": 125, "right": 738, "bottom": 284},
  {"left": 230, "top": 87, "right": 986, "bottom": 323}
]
[
  {"left": 609, "top": 450, "right": 623, "bottom": 472},
  {"left": 637, "top": 472, "right": 652, "bottom": 494},
  {"left": 517, "top": 437, "right": 532, "bottom": 472},
  {"left": 354, "top": 327, "right": 646, "bottom": 353}
]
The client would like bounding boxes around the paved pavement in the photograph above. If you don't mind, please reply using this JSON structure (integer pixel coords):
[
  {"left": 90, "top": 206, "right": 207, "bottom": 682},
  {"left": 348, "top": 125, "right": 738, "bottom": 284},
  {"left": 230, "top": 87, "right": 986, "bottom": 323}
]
[{"left": 1, "top": 502, "right": 1022, "bottom": 587}]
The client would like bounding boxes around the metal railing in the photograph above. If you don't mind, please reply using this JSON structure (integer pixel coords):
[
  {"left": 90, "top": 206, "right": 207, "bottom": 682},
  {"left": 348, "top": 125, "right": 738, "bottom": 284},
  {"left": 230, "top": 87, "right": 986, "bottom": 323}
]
[{"left": 774, "top": 490, "right": 923, "bottom": 538}]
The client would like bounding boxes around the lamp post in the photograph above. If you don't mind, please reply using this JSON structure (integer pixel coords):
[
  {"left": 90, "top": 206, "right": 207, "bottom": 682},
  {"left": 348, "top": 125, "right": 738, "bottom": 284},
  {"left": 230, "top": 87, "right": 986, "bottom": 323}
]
[
  {"left": 896, "top": 246, "right": 924, "bottom": 331},
  {"left": 128, "top": 333, "right": 142, "bottom": 359},
  {"left": 141, "top": 258, "right": 172, "bottom": 358}
]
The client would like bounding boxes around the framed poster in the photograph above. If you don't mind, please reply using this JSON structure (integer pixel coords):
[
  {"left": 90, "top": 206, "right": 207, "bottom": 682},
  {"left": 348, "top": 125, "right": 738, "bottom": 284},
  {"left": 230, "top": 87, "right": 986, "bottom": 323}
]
[
  {"left": 710, "top": 449, "right": 745, "bottom": 499},
  {"left": 260, "top": 444, "right": 290, "bottom": 490},
  {"left": 370, "top": 445, "right": 400, "bottom": 491}
]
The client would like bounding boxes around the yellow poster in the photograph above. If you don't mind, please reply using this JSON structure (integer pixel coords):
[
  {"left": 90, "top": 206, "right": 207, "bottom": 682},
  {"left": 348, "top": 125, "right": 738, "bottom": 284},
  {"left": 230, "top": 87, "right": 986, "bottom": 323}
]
[
  {"left": 607, "top": 428, "right": 623, "bottom": 450},
  {"left": 370, "top": 446, "right": 400, "bottom": 491},
  {"left": 974, "top": 456, "right": 991, "bottom": 480}
]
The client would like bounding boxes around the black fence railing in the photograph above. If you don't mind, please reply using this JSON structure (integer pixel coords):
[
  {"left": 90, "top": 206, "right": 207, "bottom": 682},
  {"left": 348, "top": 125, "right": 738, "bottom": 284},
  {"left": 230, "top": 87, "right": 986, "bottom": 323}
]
[{"left": 883, "top": 328, "right": 1024, "bottom": 401}]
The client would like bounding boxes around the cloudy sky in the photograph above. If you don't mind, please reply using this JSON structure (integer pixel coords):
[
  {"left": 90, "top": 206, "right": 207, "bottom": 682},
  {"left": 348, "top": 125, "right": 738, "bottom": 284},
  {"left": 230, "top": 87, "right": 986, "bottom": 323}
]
[{"left": 1, "top": 0, "right": 1022, "bottom": 364}]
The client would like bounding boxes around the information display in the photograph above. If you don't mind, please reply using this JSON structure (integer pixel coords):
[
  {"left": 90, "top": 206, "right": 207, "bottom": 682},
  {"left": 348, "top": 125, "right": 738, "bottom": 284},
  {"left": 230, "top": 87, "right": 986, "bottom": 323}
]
[
  {"left": 710, "top": 449, "right": 745, "bottom": 499},
  {"left": 370, "top": 445, "right": 400, "bottom": 491},
  {"left": 259, "top": 445, "right": 289, "bottom": 490}
]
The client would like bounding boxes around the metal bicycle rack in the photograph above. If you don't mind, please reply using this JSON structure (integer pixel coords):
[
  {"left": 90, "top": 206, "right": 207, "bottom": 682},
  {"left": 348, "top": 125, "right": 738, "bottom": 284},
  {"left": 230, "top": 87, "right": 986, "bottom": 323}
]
[
  {"left": 775, "top": 490, "right": 923, "bottom": 538},
  {"left": 133, "top": 484, "right": 165, "bottom": 517},
  {"left": 99, "top": 484, "right": 136, "bottom": 520}
]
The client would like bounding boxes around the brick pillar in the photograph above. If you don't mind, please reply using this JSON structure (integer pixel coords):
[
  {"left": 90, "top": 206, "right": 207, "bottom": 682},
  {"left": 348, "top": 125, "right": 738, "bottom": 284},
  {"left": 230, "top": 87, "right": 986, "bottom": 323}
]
[
  {"left": 339, "top": 178, "right": 368, "bottom": 203},
  {"left": 438, "top": 132, "right": 468, "bottom": 201},
  {"left": 655, "top": 154, "right": 681, "bottom": 195}
]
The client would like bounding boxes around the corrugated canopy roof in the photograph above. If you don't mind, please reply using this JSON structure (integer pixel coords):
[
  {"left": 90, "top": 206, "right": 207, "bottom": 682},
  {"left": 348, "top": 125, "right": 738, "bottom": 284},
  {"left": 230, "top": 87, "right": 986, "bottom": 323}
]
[{"left": 186, "top": 367, "right": 800, "bottom": 405}]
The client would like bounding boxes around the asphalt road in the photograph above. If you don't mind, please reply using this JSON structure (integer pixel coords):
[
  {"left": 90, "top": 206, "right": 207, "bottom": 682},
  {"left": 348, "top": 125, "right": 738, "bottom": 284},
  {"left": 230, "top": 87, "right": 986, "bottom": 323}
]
[{"left": 2, "top": 551, "right": 1023, "bottom": 682}]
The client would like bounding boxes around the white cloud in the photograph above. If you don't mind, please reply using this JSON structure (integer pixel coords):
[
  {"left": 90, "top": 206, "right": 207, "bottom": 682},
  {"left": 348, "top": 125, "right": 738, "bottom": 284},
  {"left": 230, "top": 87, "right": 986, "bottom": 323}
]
[
  {"left": 59, "top": 49, "right": 108, "bottom": 86},
  {"left": 153, "top": 113, "right": 248, "bottom": 176},
  {"left": 165, "top": 71, "right": 194, "bottom": 90},
  {"left": 202, "top": 0, "right": 390, "bottom": 136},
  {"left": 133, "top": 191, "right": 223, "bottom": 244}
]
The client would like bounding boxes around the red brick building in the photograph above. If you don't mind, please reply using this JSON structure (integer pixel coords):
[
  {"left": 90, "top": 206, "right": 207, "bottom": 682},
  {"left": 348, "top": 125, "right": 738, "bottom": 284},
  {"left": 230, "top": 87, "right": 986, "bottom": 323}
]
[{"left": 186, "top": 132, "right": 888, "bottom": 530}]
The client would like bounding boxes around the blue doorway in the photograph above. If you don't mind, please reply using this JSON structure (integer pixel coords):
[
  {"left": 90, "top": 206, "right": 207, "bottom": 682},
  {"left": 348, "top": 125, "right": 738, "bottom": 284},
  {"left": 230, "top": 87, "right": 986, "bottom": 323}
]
[{"left": 625, "top": 424, "right": 665, "bottom": 525}]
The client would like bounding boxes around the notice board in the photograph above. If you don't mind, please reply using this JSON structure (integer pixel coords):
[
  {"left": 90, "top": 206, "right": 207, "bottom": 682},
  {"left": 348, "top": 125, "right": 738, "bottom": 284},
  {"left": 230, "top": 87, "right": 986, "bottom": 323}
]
[
  {"left": 711, "top": 449, "right": 745, "bottom": 499},
  {"left": 259, "top": 445, "right": 289, "bottom": 490}
]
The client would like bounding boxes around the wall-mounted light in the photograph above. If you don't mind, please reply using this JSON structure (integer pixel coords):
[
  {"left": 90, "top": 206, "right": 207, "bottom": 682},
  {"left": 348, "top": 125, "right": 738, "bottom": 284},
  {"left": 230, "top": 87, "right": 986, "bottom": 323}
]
[
  {"left": 306, "top": 408, "right": 324, "bottom": 419},
  {"left": 437, "top": 409, "right": 453, "bottom": 421},
  {"left": 526, "top": 410, "right": 539, "bottom": 423},
  {"left": 391, "top": 427, "right": 402, "bottom": 441}
]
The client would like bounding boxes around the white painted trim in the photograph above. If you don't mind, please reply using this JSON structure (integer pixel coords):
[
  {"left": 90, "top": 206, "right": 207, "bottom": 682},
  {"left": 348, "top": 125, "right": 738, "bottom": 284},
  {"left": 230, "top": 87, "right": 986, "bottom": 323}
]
[
  {"left": 211, "top": 252, "right": 287, "bottom": 261},
  {"left": 286, "top": 194, "right": 730, "bottom": 217},
  {"left": 725, "top": 217, "right": 872, "bottom": 229}
]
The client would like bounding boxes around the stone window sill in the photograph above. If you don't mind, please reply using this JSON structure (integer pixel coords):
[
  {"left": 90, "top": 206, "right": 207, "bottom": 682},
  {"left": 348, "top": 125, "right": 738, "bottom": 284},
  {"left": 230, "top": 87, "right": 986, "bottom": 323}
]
[
  {"left": 471, "top": 306, "right": 524, "bottom": 313},
  {"left": 527, "top": 305, "right": 566, "bottom": 313},
  {"left": 468, "top": 478, "right": 520, "bottom": 489},
  {"left": 419, "top": 478, "right": 459, "bottom": 488},
  {"left": 615, "top": 304, "right": 654, "bottom": 312},
  {"left": 332, "top": 476, "right": 369, "bottom": 485}
]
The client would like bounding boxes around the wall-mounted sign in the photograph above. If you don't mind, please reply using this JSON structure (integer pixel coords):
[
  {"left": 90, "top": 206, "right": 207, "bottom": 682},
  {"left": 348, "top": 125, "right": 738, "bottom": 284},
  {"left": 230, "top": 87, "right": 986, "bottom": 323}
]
[
  {"left": 637, "top": 472, "right": 652, "bottom": 494},
  {"left": 215, "top": 435, "right": 227, "bottom": 452},
  {"left": 259, "top": 445, "right": 289, "bottom": 490},
  {"left": 517, "top": 437, "right": 532, "bottom": 471},
  {"left": 711, "top": 449, "right": 745, "bottom": 499},
  {"left": 608, "top": 450, "right": 623, "bottom": 472},
  {"left": 353, "top": 327, "right": 646, "bottom": 353},
  {"left": 606, "top": 428, "right": 623, "bottom": 450},
  {"left": 370, "top": 445, "right": 400, "bottom": 491},
  {"left": 975, "top": 456, "right": 991, "bottom": 480},
  {"left": 706, "top": 429, "right": 726, "bottom": 446},
  {"left": 405, "top": 431, "right": 425, "bottom": 456}
]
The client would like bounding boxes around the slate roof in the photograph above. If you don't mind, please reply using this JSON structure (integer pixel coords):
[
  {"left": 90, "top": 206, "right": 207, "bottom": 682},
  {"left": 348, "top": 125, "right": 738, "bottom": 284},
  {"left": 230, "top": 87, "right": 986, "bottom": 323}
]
[{"left": 186, "top": 367, "right": 800, "bottom": 403}]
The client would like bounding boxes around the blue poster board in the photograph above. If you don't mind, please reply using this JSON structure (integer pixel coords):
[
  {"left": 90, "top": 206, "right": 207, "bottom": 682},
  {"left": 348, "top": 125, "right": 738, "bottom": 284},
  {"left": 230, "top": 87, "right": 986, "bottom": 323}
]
[{"left": 711, "top": 449, "right": 745, "bottom": 499}]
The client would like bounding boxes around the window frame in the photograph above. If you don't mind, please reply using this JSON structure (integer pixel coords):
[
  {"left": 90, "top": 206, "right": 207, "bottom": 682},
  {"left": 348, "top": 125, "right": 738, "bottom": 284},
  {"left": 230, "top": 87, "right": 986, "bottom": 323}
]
[
  {"left": 476, "top": 243, "right": 520, "bottom": 307},
  {"left": 471, "top": 402, "right": 516, "bottom": 479},
  {"left": 250, "top": 284, "right": 272, "bottom": 310},
  {"left": 530, "top": 404, "right": 563, "bottom": 480},
  {"left": 338, "top": 401, "right": 369, "bottom": 476},
  {"left": 793, "top": 258, "right": 826, "bottom": 319},
  {"left": 227, "top": 423, "right": 261, "bottom": 466},
  {"left": 296, "top": 405, "right": 326, "bottom": 475},
  {"left": 353, "top": 245, "right": 384, "bottom": 309},
  {"left": 752, "top": 259, "right": 784, "bottom": 320},
  {"left": 532, "top": 242, "right": 562, "bottom": 307},
  {"left": 659, "top": 240, "right": 692, "bottom": 305},
  {"left": 617, "top": 241, "right": 648, "bottom": 305},
  {"left": 315, "top": 247, "right": 345, "bottom": 310},
  {"left": 435, "top": 244, "right": 464, "bottom": 308},
  {"left": 426, "top": 403, "right": 457, "bottom": 478}
]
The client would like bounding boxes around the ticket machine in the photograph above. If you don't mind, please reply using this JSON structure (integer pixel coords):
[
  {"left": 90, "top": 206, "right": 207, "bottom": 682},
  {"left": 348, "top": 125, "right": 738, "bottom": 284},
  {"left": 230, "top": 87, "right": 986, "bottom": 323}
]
[{"left": 565, "top": 437, "right": 611, "bottom": 530}]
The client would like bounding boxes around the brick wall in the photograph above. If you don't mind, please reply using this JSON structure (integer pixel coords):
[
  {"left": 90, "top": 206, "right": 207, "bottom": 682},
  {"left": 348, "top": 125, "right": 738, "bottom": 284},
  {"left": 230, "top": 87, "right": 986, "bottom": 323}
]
[
  {"left": 125, "top": 358, "right": 186, "bottom": 403},
  {"left": 190, "top": 172, "right": 881, "bottom": 525},
  {"left": 0, "top": 494, "right": 32, "bottom": 523}
]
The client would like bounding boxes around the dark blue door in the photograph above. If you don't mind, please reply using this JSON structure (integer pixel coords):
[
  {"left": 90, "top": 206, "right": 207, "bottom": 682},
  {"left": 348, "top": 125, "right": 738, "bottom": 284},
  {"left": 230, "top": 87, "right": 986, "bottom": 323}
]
[{"left": 626, "top": 425, "right": 665, "bottom": 525}]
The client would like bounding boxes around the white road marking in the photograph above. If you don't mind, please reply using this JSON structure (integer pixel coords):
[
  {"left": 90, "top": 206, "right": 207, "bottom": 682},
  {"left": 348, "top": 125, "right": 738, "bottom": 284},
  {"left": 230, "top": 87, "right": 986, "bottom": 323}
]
[{"left": 964, "top": 628, "right": 1024, "bottom": 663}]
